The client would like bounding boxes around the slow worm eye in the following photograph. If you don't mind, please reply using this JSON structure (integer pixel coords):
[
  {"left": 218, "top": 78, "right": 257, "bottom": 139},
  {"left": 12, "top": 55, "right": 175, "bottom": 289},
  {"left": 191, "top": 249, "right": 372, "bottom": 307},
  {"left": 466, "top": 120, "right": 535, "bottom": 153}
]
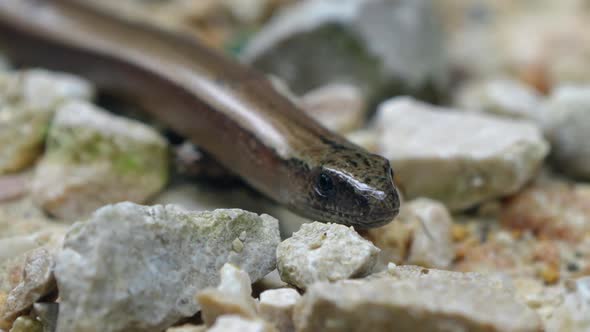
[{"left": 316, "top": 172, "right": 335, "bottom": 197}]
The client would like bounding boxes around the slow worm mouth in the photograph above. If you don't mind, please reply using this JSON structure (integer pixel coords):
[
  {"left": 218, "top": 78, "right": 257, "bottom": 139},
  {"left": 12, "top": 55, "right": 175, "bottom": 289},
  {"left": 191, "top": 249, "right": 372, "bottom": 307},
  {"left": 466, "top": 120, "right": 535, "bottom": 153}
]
[{"left": 303, "top": 202, "right": 399, "bottom": 228}]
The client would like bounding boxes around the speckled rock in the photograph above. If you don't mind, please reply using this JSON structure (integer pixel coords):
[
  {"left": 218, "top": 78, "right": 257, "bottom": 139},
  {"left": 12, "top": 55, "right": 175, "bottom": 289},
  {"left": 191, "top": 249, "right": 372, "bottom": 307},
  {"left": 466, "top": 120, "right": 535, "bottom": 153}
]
[
  {"left": 7, "top": 316, "right": 43, "bottom": 332},
  {"left": 375, "top": 97, "right": 549, "bottom": 211},
  {"left": 300, "top": 83, "right": 366, "bottom": 134},
  {"left": 0, "top": 69, "right": 94, "bottom": 174},
  {"left": 276, "top": 222, "right": 379, "bottom": 289},
  {"left": 197, "top": 263, "right": 257, "bottom": 326},
  {"left": 208, "top": 315, "right": 277, "bottom": 332},
  {"left": 546, "top": 277, "right": 590, "bottom": 332},
  {"left": 541, "top": 85, "right": 590, "bottom": 180},
  {"left": 294, "top": 264, "right": 543, "bottom": 332},
  {"left": 54, "top": 203, "right": 280, "bottom": 332},
  {"left": 455, "top": 78, "right": 543, "bottom": 120},
  {"left": 258, "top": 288, "right": 300, "bottom": 332},
  {"left": 1, "top": 248, "right": 56, "bottom": 326},
  {"left": 31, "top": 100, "right": 169, "bottom": 220},
  {"left": 367, "top": 198, "right": 454, "bottom": 269},
  {"left": 501, "top": 180, "right": 590, "bottom": 243},
  {"left": 242, "top": 0, "right": 448, "bottom": 101}
]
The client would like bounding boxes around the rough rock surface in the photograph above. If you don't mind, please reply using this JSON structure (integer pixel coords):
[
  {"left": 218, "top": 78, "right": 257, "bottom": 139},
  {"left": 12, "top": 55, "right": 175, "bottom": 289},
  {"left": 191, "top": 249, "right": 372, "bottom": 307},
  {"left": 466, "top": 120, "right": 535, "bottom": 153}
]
[
  {"left": 208, "top": 315, "right": 278, "bottom": 332},
  {"left": 541, "top": 85, "right": 590, "bottom": 179},
  {"left": 546, "top": 277, "right": 590, "bottom": 332},
  {"left": 31, "top": 101, "right": 169, "bottom": 220},
  {"left": 258, "top": 288, "right": 300, "bottom": 332},
  {"left": 367, "top": 198, "right": 454, "bottom": 269},
  {"left": 276, "top": 222, "right": 379, "bottom": 289},
  {"left": 54, "top": 203, "right": 280, "bottom": 332},
  {"left": 455, "top": 78, "right": 543, "bottom": 119},
  {"left": 242, "top": 0, "right": 447, "bottom": 100},
  {"left": 197, "top": 263, "right": 257, "bottom": 326},
  {"left": 300, "top": 83, "right": 366, "bottom": 134},
  {"left": 1, "top": 248, "right": 56, "bottom": 325},
  {"left": 0, "top": 69, "right": 94, "bottom": 174},
  {"left": 375, "top": 97, "right": 549, "bottom": 211},
  {"left": 294, "top": 264, "right": 542, "bottom": 332}
]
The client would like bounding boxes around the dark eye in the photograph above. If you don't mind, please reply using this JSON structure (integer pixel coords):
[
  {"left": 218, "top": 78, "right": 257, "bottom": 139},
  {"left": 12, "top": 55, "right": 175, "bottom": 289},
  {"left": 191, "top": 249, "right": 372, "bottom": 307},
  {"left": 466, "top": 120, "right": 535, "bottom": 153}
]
[{"left": 315, "top": 172, "right": 335, "bottom": 197}]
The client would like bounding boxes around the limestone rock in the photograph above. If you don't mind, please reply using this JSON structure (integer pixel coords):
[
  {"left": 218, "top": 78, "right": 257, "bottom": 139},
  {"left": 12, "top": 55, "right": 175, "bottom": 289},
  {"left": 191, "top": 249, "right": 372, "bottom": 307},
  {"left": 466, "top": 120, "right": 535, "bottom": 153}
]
[
  {"left": 242, "top": 0, "right": 448, "bottom": 101},
  {"left": 375, "top": 97, "right": 548, "bottom": 211},
  {"left": 294, "top": 265, "right": 543, "bottom": 332},
  {"left": 31, "top": 101, "right": 169, "bottom": 220},
  {"left": 0, "top": 69, "right": 93, "bottom": 174},
  {"left": 208, "top": 316, "right": 277, "bottom": 332},
  {"left": 541, "top": 85, "right": 590, "bottom": 180},
  {"left": 545, "top": 277, "right": 590, "bottom": 332},
  {"left": 300, "top": 83, "right": 366, "bottom": 134},
  {"left": 455, "top": 78, "right": 543, "bottom": 120},
  {"left": 276, "top": 222, "right": 379, "bottom": 289},
  {"left": 258, "top": 288, "right": 300, "bottom": 332},
  {"left": 197, "top": 263, "right": 257, "bottom": 326},
  {"left": 367, "top": 198, "right": 454, "bottom": 269},
  {"left": 54, "top": 203, "right": 280, "bottom": 332},
  {"left": 2, "top": 248, "right": 56, "bottom": 325}
]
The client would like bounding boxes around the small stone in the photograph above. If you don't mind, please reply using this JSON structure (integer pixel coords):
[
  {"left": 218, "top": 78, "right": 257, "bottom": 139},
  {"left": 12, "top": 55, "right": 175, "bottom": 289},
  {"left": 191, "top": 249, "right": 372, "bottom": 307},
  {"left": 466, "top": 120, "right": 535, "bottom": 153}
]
[
  {"left": 221, "top": 0, "right": 271, "bottom": 24},
  {"left": 294, "top": 265, "right": 542, "bottom": 332},
  {"left": 8, "top": 316, "right": 42, "bottom": 332},
  {"left": 300, "top": 83, "right": 366, "bottom": 134},
  {"left": 276, "top": 222, "right": 379, "bottom": 289},
  {"left": 375, "top": 97, "right": 549, "bottom": 211},
  {"left": 258, "top": 288, "right": 300, "bottom": 332},
  {"left": 2, "top": 248, "right": 56, "bottom": 325},
  {"left": 0, "top": 69, "right": 94, "bottom": 174},
  {"left": 208, "top": 315, "right": 277, "bottom": 332},
  {"left": 197, "top": 263, "right": 258, "bottom": 326},
  {"left": 54, "top": 203, "right": 280, "bottom": 332},
  {"left": 455, "top": 78, "right": 543, "bottom": 120},
  {"left": 242, "top": 0, "right": 448, "bottom": 101},
  {"left": 31, "top": 100, "right": 169, "bottom": 220},
  {"left": 541, "top": 85, "right": 590, "bottom": 179},
  {"left": 367, "top": 198, "right": 454, "bottom": 269}
]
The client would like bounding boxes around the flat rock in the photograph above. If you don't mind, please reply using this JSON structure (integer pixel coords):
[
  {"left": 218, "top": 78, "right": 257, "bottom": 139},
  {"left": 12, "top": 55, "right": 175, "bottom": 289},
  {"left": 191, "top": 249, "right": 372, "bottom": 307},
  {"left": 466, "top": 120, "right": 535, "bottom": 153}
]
[
  {"left": 541, "top": 85, "right": 590, "bottom": 180},
  {"left": 375, "top": 97, "right": 549, "bottom": 211},
  {"left": 31, "top": 100, "right": 169, "bottom": 220},
  {"left": 455, "top": 78, "right": 543, "bottom": 120},
  {"left": 294, "top": 264, "right": 543, "bottom": 332},
  {"left": 0, "top": 69, "right": 93, "bottom": 174},
  {"left": 166, "top": 325, "right": 207, "bottom": 332},
  {"left": 366, "top": 198, "right": 454, "bottom": 269},
  {"left": 54, "top": 203, "right": 280, "bottom": 332},
  {"left": 242, "top": 0, "right": 447, "bottom": 101},
  {"left": 197, "top": 263, "right": 257, "bottom": 326},
  {"left": 276, "top": 222, "right": 379, "bottom": 289},
  {"left": 208, "top": 315, "right": 277, "bottom": 332},
  {"left": 258, "top": 288, "right": 300, "bottom": 332}
]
